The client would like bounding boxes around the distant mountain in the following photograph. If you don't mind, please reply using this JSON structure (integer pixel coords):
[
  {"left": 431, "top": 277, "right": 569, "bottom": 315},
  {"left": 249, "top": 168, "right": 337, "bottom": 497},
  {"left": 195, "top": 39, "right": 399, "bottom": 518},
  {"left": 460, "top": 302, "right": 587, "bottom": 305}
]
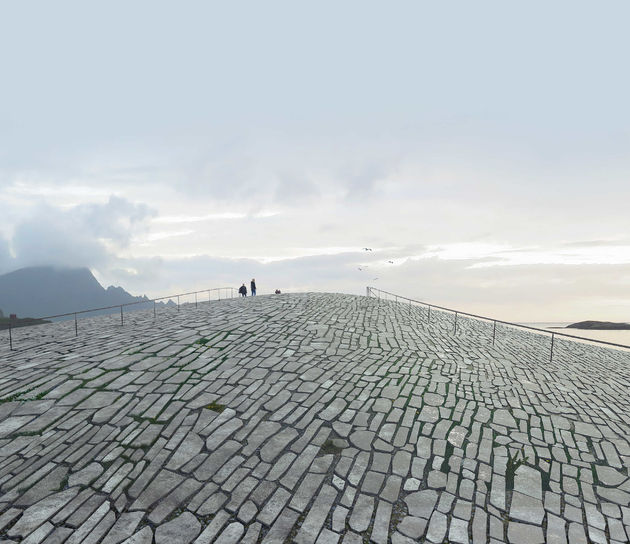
[
  {"left": 567, "top": 320, "right": 630, "bottom": 330},
  {"left": 0, "top": 266, "right": 152, "bottom": 319}
]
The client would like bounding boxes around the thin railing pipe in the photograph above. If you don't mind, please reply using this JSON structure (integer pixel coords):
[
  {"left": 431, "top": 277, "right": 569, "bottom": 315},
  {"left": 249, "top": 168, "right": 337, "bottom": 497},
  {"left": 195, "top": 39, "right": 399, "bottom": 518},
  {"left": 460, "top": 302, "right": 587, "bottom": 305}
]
[
  {"left": 366, "top": 286, "right": 630, "bottom": 351},
  {"left": 4, "top": 285, "right": 234, "bottom": 351}
]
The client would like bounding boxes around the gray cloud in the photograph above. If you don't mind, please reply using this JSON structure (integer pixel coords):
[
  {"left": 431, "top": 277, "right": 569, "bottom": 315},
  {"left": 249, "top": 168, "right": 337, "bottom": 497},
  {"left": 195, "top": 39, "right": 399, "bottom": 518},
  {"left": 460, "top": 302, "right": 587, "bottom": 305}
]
[
  {"left": 0, "top": 237, "right": 12, "bottom": 272},
  {"left": 74, "top": 196, "right": 155, "bottom": 247},
  {"left": 560, "top": 239, "right": 630, "bottom": 248},
  {"left": 3, "top": 196, "right": 155, "bottom": 273}
]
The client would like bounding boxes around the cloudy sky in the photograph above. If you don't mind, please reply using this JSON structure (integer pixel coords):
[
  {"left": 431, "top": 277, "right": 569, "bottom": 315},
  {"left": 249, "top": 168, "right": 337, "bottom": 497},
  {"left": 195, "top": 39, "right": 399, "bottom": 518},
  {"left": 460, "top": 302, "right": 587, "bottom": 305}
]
[{"left": 1, "top": 1, "right": 629, "bottom": 322}]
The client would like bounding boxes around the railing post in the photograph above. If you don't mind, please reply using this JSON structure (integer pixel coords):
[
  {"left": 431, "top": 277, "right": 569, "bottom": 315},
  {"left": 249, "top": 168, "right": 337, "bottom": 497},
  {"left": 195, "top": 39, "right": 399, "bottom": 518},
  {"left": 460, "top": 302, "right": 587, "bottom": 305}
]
[
  {"left": 195, "top": 292, "right": 198, "bottom": 309},
  {"left": 75, "top": 313, "right": 78, "bottom": 336},
  {"left": 366, "top": 286, "right": 370, "bottom": 297},
  {"left": 454, "top": 312, "right": 458, "bottom": 334},
  {"left": 9, "top": 322, "right": 12, "bottom": 351},
  {"left": 153, "top": 300, "right": 156, "bottom": 318},
  {"left": 492, "top": 320, "right": 497, "bottom": 345},
  {"left": 550, "top": 333, "right": 555, "bottom": 362},
  {"left": 177, "top": 295, "right": 180, "bottom": 311},
  {"left": 120, "top": 305, "right": 123, "bottom": 325}
]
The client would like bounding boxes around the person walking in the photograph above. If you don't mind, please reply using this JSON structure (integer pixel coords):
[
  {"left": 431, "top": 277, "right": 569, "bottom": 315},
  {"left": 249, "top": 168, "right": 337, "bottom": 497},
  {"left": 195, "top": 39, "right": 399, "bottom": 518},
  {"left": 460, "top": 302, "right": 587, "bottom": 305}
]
[
  {"left": 239, "top": 283, "right": 247, "bottom": 297},
  {"left": 250, "top": 278, "right": 257, "bottom": 296}
]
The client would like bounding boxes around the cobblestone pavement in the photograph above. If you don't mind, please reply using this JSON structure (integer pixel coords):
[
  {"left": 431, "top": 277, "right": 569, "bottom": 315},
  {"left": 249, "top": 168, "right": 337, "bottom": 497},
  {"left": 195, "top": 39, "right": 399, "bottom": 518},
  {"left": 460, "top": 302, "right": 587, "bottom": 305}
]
[{"left": 1, "top": 293, "right": 630, "bottom": 543}]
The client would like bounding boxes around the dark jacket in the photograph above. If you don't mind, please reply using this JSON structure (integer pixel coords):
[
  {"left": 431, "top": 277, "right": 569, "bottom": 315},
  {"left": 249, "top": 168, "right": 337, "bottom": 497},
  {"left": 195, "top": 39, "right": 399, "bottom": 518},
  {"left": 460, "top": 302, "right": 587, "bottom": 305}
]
[
  {"left": 239, "top": 285, "right": 247, "bottom": 295},
  {"left": 251, "top": 281, "right": 256, "bottom": 291}
]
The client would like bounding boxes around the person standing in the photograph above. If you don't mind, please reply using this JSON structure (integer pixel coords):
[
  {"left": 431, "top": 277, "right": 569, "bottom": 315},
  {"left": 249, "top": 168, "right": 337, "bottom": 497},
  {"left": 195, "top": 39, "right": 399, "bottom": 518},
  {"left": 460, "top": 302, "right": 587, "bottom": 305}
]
[
  {"left": 239, "top": 283, "right": 247, "bottom": 297},
  {"left": 251, "top": 278, "right": 257, "bottom": 296}
]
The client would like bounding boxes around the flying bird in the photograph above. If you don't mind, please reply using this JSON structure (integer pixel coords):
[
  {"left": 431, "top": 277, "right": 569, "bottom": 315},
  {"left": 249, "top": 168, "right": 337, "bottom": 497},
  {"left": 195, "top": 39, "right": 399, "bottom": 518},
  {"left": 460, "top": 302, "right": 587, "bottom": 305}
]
[
  {"left": 387, "top": 260, "right": 394, "bottom": 264},
  {"left": 363, "top": 248, "right": 372, "bottom": 251}
]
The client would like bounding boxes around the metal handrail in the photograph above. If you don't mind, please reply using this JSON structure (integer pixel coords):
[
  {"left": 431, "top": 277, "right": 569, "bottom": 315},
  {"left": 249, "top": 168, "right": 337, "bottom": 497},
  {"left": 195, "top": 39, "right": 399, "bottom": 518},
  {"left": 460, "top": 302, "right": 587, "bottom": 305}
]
[
  {"left": 3, "top": 286, "right": 236, "bottom": 351},
  {"left": 366, "top": 286, "right": 630, "bottom": 359}
]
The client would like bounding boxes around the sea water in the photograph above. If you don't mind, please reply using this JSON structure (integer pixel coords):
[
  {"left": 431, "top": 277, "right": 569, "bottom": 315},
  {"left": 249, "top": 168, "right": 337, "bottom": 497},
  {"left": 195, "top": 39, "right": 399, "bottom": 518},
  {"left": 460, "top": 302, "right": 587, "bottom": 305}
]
[{"left": 522, "top": 322, "right": 630, "bottom": 350}]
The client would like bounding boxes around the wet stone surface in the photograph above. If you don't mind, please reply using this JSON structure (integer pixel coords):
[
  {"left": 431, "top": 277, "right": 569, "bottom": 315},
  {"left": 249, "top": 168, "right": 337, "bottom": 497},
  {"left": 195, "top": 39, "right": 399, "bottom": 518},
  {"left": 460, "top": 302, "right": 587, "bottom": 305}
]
[{"left": 1, "top": 293, "right": 630, "bottom": 543}]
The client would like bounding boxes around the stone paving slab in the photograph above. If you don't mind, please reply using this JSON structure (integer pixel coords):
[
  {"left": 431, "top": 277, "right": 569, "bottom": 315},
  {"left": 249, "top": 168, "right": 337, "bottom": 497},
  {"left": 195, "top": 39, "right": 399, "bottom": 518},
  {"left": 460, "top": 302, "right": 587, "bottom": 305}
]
[{"left": 1, "top": 293, "right": 630, "bottom": 543}]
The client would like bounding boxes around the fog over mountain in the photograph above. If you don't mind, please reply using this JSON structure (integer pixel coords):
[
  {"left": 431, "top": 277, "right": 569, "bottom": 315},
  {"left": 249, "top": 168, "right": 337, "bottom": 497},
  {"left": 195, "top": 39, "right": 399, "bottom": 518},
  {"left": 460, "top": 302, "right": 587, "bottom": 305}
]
[{"left": 0, "top": 266, "right": 150, "bottom": 318}]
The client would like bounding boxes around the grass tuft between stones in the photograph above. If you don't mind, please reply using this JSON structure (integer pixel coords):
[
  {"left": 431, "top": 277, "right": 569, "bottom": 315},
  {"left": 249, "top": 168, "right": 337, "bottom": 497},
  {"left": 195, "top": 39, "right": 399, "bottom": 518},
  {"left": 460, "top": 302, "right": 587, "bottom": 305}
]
[
  {"left": 320, "top": 439, "right": 343, "bottom": 455},
  {"left": 505, "top": 447, "right": 529, "bottom": 490},
  {"left": 205, "top": 401, "right": 226, "bottom": 413}
]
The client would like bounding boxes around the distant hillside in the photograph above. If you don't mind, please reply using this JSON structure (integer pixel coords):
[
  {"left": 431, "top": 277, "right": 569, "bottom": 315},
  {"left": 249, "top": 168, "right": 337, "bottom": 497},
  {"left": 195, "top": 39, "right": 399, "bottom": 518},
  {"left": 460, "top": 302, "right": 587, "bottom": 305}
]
[
  {"left": 0, "top": 266, "right": 152, "bottom": 319},
  {"left": 567, "top": 320, "right": 630, "bottom": 330}
]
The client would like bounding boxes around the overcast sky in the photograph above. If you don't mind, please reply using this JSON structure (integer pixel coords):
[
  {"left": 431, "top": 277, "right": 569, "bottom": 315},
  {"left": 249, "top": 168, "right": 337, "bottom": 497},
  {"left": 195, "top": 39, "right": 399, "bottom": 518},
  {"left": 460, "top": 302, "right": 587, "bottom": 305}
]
[{"left": 1, "top": 1, "right": 629, "bottom": 322}]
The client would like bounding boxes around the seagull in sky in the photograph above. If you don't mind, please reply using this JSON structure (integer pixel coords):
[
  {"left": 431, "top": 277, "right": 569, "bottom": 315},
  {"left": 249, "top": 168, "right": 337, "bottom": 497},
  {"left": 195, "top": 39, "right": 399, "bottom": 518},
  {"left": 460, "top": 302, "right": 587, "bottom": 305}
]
[{"left": 363, "top": 247, "right": 372, "bottom": 251}]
